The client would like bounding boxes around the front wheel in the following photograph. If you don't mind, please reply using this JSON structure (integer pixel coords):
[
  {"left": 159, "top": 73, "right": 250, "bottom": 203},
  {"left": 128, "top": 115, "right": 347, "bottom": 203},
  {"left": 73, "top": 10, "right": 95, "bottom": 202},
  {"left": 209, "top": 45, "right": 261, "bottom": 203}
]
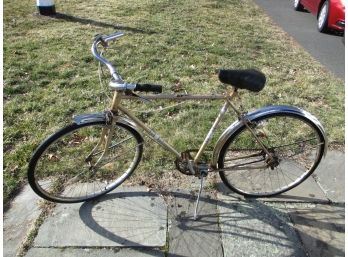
[
  {"left": 318, "top": 1, "right": 329, "bottom": 33},
  {"left": 293, "top": 0, "right": 304, "bottom": 11},
  {"left": 28, "top": 121, "right": 143, "bottom": 203},
  {"left": 218, "top": 113, "right": 325, "bottom": 197}
]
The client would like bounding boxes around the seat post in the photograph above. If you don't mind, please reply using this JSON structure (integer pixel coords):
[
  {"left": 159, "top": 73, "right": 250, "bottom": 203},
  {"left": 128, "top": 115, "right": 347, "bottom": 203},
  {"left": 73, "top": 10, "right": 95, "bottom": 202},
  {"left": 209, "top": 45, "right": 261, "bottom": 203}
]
[
  {"left": 228, "top": 86, "right": 238, "bottom": 98},
  {"left": 226, "top": 87, "right": 244, "bottom": 118}
]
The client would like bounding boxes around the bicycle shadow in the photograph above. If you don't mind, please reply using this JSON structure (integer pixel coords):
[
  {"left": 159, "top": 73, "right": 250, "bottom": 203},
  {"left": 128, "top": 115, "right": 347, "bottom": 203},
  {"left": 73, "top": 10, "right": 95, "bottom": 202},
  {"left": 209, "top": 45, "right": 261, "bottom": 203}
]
[
  {"left": 78, "top": 187, "right": 344, "bottom": 257},
  {"left": 49, "top": 12, "right": 156, "bottom": 35},
  {"left": 217, "top": 181, "right": 331, "bottom": 204}
]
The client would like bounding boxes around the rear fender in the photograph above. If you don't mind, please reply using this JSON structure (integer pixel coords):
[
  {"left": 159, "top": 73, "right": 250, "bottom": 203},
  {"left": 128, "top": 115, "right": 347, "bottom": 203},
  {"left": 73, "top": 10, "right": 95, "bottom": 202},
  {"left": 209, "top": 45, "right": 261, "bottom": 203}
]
[{"left": 211, "top": 105, "right": 328, "bottom": 168}]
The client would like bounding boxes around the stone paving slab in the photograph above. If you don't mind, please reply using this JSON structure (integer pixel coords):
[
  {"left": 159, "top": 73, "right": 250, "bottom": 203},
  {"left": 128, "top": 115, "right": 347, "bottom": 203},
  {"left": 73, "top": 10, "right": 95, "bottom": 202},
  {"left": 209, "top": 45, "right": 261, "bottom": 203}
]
[
  {"left": 312, "top": 150, "right": 345, "bottom": 203},
  {"left": 287, "top": 203, "right": 345, "bottom": 257},
  {"left": 217, "top": 195, "right": 307, "bottom": 257},
  {"left": 217, "top": 174, "right": 329, "bottom": 203},
  {"left": 34, "top": 186, "right": 167, "bottom": 248},
  {"left": 25, "top": 248, "right": 164, "bottom": 257},
  {"left": 3, "top": 184, "right": 42, "bottom": 257},
  {"left": 167, "top": 190, "right": 223, "bottom": 257},
  {"left": 269, "top": 175, "right": 328, "bottom": 202}
]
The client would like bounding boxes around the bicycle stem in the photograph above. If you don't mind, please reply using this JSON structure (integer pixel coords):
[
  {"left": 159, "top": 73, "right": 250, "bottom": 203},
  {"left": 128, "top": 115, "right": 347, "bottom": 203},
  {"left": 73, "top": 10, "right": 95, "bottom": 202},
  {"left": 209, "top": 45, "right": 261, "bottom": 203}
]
[{"left": 111, "top": 91, "right": 123, "bottom": 112}]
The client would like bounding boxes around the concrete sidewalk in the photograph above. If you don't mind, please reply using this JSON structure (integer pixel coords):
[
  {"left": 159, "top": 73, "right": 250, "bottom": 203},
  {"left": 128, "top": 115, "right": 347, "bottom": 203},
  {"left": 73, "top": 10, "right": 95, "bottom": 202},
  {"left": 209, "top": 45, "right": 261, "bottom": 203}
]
[{"left": 4, "top": 150, "right": 344, "bottom": 257}]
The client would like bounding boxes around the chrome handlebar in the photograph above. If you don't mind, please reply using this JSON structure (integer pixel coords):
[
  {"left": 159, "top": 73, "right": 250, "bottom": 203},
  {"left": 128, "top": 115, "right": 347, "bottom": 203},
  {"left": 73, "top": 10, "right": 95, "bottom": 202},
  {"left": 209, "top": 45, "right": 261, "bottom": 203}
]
[
  {"left": 91, "top": 32, "right": 163, "bottom": 94},
  {"left": 102, "top": 31, "right": 125, "bottom": 42},
  {"left": 91, "top": 32, "right": 125, "bottom": 83}
]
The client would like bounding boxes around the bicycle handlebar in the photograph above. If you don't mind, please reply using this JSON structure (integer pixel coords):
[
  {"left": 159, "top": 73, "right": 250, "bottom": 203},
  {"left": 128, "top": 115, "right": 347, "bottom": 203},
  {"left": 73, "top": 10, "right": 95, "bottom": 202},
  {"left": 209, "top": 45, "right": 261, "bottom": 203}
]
[
  {"left": 91, "top": 32, "right": 125, "bottom": 83},
  {"left": 102, "top": 32, "right": 125, "bottom": 42},
  {"left": 91, "top": 32, "right": 163, "bottom": 94}
]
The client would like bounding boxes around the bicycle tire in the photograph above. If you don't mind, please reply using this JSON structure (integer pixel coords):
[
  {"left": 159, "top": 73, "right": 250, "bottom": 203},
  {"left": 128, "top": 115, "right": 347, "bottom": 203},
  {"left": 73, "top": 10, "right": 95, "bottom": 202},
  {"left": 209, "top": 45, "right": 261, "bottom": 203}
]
[
  {"left": 28, "top": 120, "right": 143, "bottom": 203},
  {"left": 218, "top": 112, "right": 325, "bottom": 197}
]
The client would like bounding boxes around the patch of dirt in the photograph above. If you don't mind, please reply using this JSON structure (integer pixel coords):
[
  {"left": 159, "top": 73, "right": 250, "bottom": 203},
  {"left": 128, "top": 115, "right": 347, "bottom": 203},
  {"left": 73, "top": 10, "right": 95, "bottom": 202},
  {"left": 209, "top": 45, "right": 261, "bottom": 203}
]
[{"left": 124, "top": 169, "right": 220, "bottom": 195}]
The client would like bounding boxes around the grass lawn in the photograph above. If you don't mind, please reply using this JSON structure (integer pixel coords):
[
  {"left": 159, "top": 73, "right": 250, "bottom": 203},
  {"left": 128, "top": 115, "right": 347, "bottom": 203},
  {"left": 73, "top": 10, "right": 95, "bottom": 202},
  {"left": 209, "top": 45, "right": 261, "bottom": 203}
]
[{"left": 3, "top": 0, "right": 344, "bottom": 204}]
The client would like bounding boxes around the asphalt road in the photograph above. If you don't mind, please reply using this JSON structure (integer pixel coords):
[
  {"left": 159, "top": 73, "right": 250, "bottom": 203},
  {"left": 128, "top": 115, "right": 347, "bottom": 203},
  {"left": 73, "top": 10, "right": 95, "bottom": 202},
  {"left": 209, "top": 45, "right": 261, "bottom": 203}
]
[{"left": 253, "top": 0, "right": 345, "bottom": 80}]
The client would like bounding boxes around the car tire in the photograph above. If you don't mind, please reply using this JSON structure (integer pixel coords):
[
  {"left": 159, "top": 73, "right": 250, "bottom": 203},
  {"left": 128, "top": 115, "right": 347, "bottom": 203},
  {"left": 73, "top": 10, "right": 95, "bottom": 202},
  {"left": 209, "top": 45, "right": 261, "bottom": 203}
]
[
  {"left": 318, "top": 1, "right": 329, "bottom": 33},
  {"left": 294, "top": 0, "right": 304, "bottom": 11}
]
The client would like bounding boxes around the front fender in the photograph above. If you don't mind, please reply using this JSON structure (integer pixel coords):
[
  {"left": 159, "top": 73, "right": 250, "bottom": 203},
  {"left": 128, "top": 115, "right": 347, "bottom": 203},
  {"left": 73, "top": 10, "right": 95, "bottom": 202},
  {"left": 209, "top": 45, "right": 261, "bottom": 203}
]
[
  {"left": 211, "top": 105, "right": 328, "bottom": 168},
  {"left": 73, "top": 112, "right": 141, "bottom": 135},
  {"left": 73, "top": 112, "right": 106, "bottom": 125}
]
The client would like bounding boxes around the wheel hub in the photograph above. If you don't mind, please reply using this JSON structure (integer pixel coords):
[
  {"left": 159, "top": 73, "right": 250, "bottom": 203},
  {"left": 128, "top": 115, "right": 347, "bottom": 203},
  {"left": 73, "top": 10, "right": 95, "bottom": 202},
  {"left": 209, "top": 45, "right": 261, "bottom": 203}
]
[{"left": 266, "top": 151, "right": 280, "bottom": 169}]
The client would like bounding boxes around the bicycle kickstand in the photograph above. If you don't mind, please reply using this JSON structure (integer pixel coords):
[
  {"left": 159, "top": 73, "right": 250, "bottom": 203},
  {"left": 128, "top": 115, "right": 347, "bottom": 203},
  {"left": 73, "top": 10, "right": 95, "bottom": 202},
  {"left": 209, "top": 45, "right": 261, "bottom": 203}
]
[{"left": 193, "top": 169, "right": 208, "bottom": 220}]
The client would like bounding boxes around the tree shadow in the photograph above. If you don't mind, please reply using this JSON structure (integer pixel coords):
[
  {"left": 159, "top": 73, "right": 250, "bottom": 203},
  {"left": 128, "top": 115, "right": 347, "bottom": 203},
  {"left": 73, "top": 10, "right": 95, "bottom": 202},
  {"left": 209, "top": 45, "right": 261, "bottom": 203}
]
[
  {"left": 78, "top": 187, "right": 344, "bottom": 257},
  {"left": 51, "top": 12, "right": 157, "bottom": 35},
  {"left": 286, "top": 203, "right": 345, "bottom": 257}
]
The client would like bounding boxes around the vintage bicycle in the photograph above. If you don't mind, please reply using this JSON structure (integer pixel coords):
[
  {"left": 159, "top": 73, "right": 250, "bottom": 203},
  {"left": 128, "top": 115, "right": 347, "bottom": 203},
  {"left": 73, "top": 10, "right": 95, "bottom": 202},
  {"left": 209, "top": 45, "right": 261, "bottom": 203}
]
[{"left": 28, "top": 32, "right": 327, "bottom": 218}]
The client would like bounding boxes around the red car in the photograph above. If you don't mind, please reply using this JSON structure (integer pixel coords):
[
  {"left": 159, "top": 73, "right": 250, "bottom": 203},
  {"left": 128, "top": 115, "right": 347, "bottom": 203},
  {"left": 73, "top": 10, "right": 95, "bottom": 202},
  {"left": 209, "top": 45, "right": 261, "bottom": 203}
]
[{"left": 294, "top": 0, "right": 345, "bottom": 33}]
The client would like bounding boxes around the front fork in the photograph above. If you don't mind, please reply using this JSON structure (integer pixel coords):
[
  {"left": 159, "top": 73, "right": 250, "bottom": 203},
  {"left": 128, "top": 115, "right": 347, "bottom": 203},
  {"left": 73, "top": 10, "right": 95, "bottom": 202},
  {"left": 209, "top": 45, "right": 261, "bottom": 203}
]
[
  {"left": 86, "top": 91, "right": 122, "bottom": 169},
  {"left": 85, "top": 118, "right": 116, "bottom": 170}
]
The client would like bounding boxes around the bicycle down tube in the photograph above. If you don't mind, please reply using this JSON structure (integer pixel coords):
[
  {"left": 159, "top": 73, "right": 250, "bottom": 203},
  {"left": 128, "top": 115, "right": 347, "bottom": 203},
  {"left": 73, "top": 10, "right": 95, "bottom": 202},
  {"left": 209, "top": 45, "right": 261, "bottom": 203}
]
[{"left": 117, "top": 104, "right": 182, "bottom": 158}]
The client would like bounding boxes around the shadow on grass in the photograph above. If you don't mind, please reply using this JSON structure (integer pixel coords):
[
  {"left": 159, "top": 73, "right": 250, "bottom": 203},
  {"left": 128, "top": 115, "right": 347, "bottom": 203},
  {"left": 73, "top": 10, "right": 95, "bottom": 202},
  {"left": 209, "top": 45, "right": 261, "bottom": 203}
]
[
  {"left": 51, "top": 12, "right": 156, "bottom": 35},
  {"left": 78, "top": 188, "right": 344, "bottom": 257}
]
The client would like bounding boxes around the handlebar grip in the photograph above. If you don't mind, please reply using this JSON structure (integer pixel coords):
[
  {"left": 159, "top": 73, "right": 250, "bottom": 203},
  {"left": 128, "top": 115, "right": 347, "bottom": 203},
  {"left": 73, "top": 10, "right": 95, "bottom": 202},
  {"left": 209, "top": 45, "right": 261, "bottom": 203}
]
[{"left": 134, "top": 84, "right": 163, "bottom": 94}]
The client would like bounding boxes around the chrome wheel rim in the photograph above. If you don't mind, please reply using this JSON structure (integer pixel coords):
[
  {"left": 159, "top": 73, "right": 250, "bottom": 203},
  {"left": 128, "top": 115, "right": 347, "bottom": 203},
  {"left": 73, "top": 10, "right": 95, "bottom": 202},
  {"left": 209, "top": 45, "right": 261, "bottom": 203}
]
[
  {"left": 219, "top": 114, "right": 324, "bottom": 196},
  {"left": 294, "top": 0, "right": 300, "bottom": 8},
  {"left": 318, "top": 4, "right": 328, "bottom": 28}
]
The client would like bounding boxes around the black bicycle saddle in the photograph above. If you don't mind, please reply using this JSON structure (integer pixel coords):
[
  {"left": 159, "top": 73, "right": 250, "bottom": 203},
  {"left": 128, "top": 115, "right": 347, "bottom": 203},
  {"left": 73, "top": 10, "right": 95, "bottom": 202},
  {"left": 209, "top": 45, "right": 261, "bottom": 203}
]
[{"left": 218, "top": 69, "right": 266, "bottom": 92}]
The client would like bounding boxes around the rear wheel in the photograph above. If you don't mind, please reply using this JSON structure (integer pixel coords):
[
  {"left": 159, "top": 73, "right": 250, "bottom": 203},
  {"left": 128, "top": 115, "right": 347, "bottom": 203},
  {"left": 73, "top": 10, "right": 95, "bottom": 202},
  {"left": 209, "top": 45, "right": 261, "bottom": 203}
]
[
  {"left": 28, "top": 121, "right": 143, "bottom": 203},
  {"left": 318, "top": 1, "right": 329, "bottom": 33},
  {"left": 218, "top": 113, "right": 325, "bottom": 197}
]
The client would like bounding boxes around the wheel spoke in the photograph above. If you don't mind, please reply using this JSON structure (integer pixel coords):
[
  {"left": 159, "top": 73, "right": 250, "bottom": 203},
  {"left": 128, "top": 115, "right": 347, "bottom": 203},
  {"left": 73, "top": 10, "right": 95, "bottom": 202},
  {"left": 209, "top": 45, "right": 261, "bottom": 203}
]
[
  {"left": 219, "top": 113, "right": 324, "bottom": 197},
  {"left": 29, "top": 122, "right": 143, "bottom": 202}
]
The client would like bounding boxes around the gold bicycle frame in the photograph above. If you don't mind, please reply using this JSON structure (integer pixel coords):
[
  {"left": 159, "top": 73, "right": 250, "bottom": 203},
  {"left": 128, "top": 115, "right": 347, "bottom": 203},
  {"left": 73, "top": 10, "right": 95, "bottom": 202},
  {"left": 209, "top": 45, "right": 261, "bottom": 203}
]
[
  {"left": 101, "top": 87, "right": 273, "bottom": 168},
  {"left": 88, "top": 34, "right": 279, "bottom": 172}
]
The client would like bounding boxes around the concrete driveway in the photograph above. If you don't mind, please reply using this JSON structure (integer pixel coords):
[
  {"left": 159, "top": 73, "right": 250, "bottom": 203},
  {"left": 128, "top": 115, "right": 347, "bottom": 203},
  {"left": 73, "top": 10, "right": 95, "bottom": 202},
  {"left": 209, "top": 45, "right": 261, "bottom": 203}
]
[{"left": 253, "top": 0, "right": 345, "bottom": 80}]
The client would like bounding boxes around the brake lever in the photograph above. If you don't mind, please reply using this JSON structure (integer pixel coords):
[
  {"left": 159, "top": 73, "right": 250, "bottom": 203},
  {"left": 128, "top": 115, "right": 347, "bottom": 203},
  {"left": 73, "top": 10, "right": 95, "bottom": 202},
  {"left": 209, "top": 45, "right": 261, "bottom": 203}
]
[{"left": 94, "top": 34, "right": 108, "bottom": 48}]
